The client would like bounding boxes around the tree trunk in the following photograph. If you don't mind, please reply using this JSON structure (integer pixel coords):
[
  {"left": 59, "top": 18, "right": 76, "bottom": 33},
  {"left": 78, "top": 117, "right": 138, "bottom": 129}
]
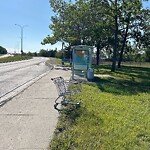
[
  {"left": 111, "top": 0, "right": 118, "bottom": 72},
  {"left": 118, "top": 22, "right": 129, "bottom": 68}
]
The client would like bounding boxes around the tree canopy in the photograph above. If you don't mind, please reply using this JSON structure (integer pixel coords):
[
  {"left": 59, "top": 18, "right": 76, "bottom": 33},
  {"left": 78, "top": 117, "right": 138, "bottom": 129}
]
[{"left": 42, "top": 0, "right": 150, "bottom": 71}]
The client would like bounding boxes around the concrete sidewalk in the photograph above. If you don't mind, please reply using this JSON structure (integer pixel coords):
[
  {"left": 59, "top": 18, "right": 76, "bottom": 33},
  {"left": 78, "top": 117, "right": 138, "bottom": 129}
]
[{"left": 0, "top": 69, "right": 71, "bottom": 150}]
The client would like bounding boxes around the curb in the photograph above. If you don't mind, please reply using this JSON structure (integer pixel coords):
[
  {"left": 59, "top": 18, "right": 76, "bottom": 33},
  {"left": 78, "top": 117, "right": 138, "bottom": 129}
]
[{"left": 0, "top": 68, "right": 53, "bottom": 107}]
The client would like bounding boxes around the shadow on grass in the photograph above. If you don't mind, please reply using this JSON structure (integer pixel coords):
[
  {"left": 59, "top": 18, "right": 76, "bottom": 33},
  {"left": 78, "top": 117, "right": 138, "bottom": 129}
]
[
  {"left": 116, "top": 66, "right": 150, "bottom": 81},
  {"left": 92, "top": 65, "right": 150, "bottom": 95}
]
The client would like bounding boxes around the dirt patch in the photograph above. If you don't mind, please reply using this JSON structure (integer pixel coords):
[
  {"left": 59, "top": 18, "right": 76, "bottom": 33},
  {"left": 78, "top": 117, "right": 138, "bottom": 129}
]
[
  {"left": 95, "top": 74, "right": 113, "bottom": 78},
  {"left": 46, "top": 58, "right": 58, "bottom": 65}
]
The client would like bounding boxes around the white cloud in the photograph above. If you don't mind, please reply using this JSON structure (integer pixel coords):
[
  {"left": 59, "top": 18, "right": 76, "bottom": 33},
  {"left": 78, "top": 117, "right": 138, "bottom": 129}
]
[{"left": 6, "top": 47, "right": 19, "bottom": 54}]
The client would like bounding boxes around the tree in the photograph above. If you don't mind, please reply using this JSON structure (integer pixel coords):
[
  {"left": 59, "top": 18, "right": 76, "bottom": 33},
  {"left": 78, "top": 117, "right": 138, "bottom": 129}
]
[
  {"left": 145, "top": 49, "right": 150, "bottom": 62},
  {"left": 0, "top": 46, "right": 7, "bottom": 54},
  {"left": 90, "top": 0, "right": 113, "bottom": 65},
  {"left": 110, "top": 0, "right": 118, "bottom": 72},
  {"left": 38, "top": 49, "right": 57, "bottom": 57},
  {"left": 109, "top": 0, "right": 149, "bottom": 71},
  {"left": 117, "top": 1, "right": 149, "bottom": 68},
  {"left": 39, "top": 49, "right": 49, "bottom": 57},
  {"left": 43, "top": 0, "right": 149, "bottom": 71},
  {"left": 136, "top": 9, "right": 150, "bottom": 62},
  {"left": 42, "top": 0, "right": 113, "bottom": 65}
]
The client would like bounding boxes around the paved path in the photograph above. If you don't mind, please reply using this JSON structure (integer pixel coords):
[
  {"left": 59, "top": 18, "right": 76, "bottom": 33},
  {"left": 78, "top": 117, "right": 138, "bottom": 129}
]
[{"left": 0, "top": 69, "right": 71, "bottom": 150}]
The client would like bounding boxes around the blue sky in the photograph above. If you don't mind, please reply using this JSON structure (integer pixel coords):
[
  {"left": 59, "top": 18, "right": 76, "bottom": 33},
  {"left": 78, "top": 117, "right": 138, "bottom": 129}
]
[
  {"left": 0, "top": 0, "right": 61, "bottom": 53},
  {"left": 0, "top": 0, "right": 150, "bottom": 53}
]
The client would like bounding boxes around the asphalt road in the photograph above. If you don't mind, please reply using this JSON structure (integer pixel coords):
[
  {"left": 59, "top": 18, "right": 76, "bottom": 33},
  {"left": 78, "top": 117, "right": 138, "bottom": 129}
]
[{"left": 0, "top": 57, "right": 50, "bottom": 99}]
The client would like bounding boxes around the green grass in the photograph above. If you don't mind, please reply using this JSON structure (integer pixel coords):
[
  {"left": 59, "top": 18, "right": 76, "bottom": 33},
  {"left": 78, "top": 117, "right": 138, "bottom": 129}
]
[
  {"left": 0, "top": 55, "right": 32, "bottom": 63},
  {"left": 49, "top": 64, "right": 150, "bottom": 150}
]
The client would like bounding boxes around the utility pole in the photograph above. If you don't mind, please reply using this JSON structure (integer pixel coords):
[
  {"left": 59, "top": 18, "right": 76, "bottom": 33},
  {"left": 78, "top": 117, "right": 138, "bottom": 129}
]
[{"left": 15, "top": 24, "right": 28, "bottom": 54}]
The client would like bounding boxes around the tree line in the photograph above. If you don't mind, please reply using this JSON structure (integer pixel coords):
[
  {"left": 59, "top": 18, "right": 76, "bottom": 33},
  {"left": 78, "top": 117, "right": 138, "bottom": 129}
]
[
  {"left": 0, "top": 46, "right": 7, "bottom": 54},
  {"left": 17, "top": 49, "right": 63, "bottom": 58},
  {"left": 41, "top": 0, "right": 150, "bottom": 71},
  {"left": 0, "top": 46, "right": 62, "bottom": 58}
]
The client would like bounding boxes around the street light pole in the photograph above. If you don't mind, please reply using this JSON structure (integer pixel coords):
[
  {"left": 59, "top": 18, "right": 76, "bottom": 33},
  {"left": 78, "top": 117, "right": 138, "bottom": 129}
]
[{"left": 15, "top": 24, "right": 28, "bottom": 54}]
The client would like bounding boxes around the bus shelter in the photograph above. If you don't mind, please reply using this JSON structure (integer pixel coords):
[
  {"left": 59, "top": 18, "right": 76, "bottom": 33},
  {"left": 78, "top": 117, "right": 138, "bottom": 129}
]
[{"left": 72, "top": 45, "right": 94, "bottom": 80}]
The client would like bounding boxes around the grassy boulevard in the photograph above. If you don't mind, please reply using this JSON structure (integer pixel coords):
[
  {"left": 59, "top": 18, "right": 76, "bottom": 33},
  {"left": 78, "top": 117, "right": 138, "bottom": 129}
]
[
  {"left": 0, "top": 55, "right": 32, "bottom": 63},
  {"left": 49, "top": 64, "right": 150, "bottom": 150}
]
